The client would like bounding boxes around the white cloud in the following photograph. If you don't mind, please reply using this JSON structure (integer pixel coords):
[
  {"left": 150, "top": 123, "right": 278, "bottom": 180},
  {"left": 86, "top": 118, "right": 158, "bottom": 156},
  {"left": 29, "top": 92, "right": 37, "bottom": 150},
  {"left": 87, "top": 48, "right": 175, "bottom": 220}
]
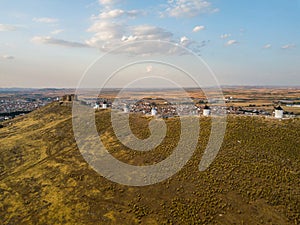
[
  {"left": 0, "top": 24, "right": 18, "bottom": 31},
  {"left": 98, "top": 9, "right": 124, "bottom": 19},
  {"left": 127, "top": 10, "right": 143, "bottom": 17},
  {"left": 32, "top": 36, "right": 89, "bottom": 48},
  {"left": 32, "top": 17, "right": 59, "bottom": 23},
  {"left": 211, "top": 8, "right": 220, "bottom": 13},
  {"left": 51, "top": 29, "right": 64, "bottom": 35},
  {"left": 96, "top": 9, "right": 142, "bottom": 19},
  {"left": 1, "top": 55, "right": 15, "bottom": 60},
  {"left": 180, "top": 36, "right": 193, "bottom": 47},
  {"left": 146, "top": 65, "right": 153, "bottom": 73},
  {"left": 98, "top": 0, "right": 120, "bottom": 5},
  {"left": 130, "top": 25, "right": 173, "bottom": 41},
  {"left": 86, "top": 22, "right": 173, "bottom": 45},
  {"left": 263, "top": 44, "right": 271, "bottom": 49},
  {"left": 163, "top": 0, "right": 217, "bottom": 18},
  {"left": 85, "top": 2, "right": 206, "bottom": 54},
  {"left": 86, "top": 21, "right": 125, "bottom": 45},
  {"left": 226, "top": 40, "right": 238, "bottom": 46},
  {"left": 281, "top": 44, "right": 296, "bottom": 49},
  {"left": 220, "top": 33, "right": 231, "bottom": 39},
  {"left": 193, "top": 25, "right": 205, "bottom": 32},
  {"left": 121, "top": 35, "right": 137, "bottom": 42},
  {"left": 85, "top": 20, "right": 194, "bottom": 54},
  {"left": 180, "top": 36, "right": 189, "bottom": 43}
]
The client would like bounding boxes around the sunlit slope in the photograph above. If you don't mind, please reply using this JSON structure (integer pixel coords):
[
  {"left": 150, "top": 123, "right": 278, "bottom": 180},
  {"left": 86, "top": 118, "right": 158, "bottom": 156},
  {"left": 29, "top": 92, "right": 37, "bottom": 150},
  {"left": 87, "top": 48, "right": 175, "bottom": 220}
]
[{"left": 0, "top": 102, "right": 299, "bottom": 225}]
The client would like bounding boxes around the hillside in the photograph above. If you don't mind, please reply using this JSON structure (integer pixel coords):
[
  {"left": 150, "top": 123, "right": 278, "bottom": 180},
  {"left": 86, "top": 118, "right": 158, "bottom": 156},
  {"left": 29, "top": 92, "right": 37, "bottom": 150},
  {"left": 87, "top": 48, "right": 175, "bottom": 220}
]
[{"left": 0, "top": 102, "right": 299, "bottom": 225}]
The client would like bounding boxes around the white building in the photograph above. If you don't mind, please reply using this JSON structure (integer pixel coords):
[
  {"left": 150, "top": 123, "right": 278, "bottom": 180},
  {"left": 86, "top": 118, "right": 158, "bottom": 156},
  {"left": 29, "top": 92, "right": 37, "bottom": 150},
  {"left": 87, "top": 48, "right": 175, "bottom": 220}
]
[
  {"left": 93, "top": 104, "right": 100, "bottom": 110},
  {"left": 123, "top": 105, "right": 129, "bottom": 113},
  {"left": 102, "top": 101, "right": 107, "bottom": 109},
  {"left": 151, "top": 108, "right": 157, "bottom": 116},
  {"left": 274, "top": 106, "right": 283, "bottom": 119},
  {"left": 203, "top": 105, "right": 211, "bottom": 116}
]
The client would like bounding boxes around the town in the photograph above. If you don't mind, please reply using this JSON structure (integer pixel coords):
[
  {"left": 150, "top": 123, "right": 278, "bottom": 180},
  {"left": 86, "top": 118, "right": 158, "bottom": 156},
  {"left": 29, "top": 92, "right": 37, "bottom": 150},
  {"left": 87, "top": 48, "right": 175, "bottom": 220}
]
[
  {"left": 1, "top": 87, "right": 299, "bottom": 122},
  {"left": 74, "top": 94, "right": 300, "bottom": 119},
  {"left": 0, "top": 88, "right": 70, "bottom": 121}
]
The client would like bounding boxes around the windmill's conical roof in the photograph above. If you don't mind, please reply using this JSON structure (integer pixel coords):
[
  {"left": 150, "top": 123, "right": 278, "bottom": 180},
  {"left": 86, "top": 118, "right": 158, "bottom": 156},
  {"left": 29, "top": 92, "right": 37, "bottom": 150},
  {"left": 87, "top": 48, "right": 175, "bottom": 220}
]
[{"left": 275, "top": 105, "right": 283, "bottom": 110}]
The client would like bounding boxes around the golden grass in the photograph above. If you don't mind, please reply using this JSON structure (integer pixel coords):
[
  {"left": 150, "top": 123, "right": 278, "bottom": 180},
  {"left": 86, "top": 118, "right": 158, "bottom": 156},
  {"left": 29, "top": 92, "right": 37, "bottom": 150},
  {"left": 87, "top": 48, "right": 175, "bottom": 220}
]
[{"left": 0, "top": 102, "right": 299, "bottom": 224}]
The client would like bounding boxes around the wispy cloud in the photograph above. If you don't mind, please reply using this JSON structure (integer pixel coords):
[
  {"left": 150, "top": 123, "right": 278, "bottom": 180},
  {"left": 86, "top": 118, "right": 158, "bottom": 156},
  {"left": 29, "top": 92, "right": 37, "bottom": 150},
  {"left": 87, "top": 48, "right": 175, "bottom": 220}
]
[
  {"left": 220, "top": 33, "right": 231, "bottom": 39},
  {"left": 211, "top": 8, "right": 220, "bottom": 13},
  {"left": 31, "top": 36, "right": 89, "bottom": 48},
  {"left": 225, "top": 39, "right": 238, "bottom": 46},
  {"left": 0, "top": 24, "right": 18, "bottom": 31},
  {"left": 180, "top": 36, "right": 189, "bottom": 43},
  {"left": 95, "top": 9, "right": 142, "bottom": 19},
  {"left": 51, "top": 29, "right": 64, "bottom": 35},
  {"left": 1, "top": 55, "right": 15, "bottom": 60},
  {"left": 146, "top": 65, "right": 153, "bottom": 73},
  {"left": 97, "top": 9, "right": 126, "bottom": 19},
  {"left": 193, "top": 25, "right": 205, "bottom": 32},
  {"left": 281, "top": 43, "right": 296, "bottom": 49},
  {"left": 180, "top": 36, "right": 195, "bottom": 48},
  {"left": 98, "top": 0, "right": 120, "bottom": 6},
  {"left": 86, "top": 21, "right": 125, "bottom": 44},
  {"left": 263, "top": 43, "right": 271, "bottom": 49},
  {"left": 32, "top": 17, "right": 59, "bottom": 23},
  {"left": 130, "top": 25, "right": 174, "bottom": 41},
  {"left": 162, "top": 0, "right": 218, "bottom": 18}
]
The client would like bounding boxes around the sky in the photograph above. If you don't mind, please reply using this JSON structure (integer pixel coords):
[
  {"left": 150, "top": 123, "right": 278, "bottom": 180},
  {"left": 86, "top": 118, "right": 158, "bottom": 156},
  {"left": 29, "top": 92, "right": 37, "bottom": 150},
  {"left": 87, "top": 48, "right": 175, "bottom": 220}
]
[{"left": 0, "top": 0, "right": 299, "bottom": 88}]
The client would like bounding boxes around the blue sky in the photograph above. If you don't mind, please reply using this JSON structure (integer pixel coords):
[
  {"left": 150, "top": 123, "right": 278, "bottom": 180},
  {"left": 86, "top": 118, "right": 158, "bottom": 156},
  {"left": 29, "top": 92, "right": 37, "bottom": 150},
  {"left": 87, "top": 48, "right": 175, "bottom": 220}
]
[{"left": 0, "top": 0, "right": 299, "bottom": 87}]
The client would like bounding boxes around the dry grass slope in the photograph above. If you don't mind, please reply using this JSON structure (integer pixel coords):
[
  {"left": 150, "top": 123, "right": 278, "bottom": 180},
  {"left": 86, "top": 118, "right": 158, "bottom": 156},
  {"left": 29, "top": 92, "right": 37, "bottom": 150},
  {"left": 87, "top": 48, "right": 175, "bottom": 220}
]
[{"left": 0, "top": 102, "right": 299, "bottom": 224}]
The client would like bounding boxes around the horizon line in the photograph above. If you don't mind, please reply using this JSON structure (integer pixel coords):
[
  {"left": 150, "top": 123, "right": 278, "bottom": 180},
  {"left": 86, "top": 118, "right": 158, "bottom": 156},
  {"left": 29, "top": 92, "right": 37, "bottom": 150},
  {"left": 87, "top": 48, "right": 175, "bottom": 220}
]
[{"left": 1, "top": 85, "right": 300, "bottom": 90}]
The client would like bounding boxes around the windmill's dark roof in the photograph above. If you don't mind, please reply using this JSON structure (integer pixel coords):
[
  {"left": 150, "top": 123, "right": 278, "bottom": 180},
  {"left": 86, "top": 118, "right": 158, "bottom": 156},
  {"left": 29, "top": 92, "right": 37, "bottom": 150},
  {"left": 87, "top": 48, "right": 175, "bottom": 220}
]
[{"left": 274, "top": 106, "right": 283, "bottom": 110}]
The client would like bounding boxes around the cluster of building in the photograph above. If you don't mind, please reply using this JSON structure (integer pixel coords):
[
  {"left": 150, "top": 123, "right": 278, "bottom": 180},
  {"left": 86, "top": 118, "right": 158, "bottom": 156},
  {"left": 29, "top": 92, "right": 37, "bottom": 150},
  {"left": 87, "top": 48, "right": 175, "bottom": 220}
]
[
  {"left": 90, "top": 98, "right": 222, "bottom": 118},
  {"left": 227, "top": 105, "right": 296, "bottom": 119},
  {"left": 226, "top": 106, "right": 271, "bottom": 116},
  {"left": 87, "top": 97, "right": 295, "bottom": 119},
  {"left": 0, "top": 97, "right": 57, "bottom": 121},
  {"left": 1, "top": 92, "right": 296, "bottom": 122}
]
